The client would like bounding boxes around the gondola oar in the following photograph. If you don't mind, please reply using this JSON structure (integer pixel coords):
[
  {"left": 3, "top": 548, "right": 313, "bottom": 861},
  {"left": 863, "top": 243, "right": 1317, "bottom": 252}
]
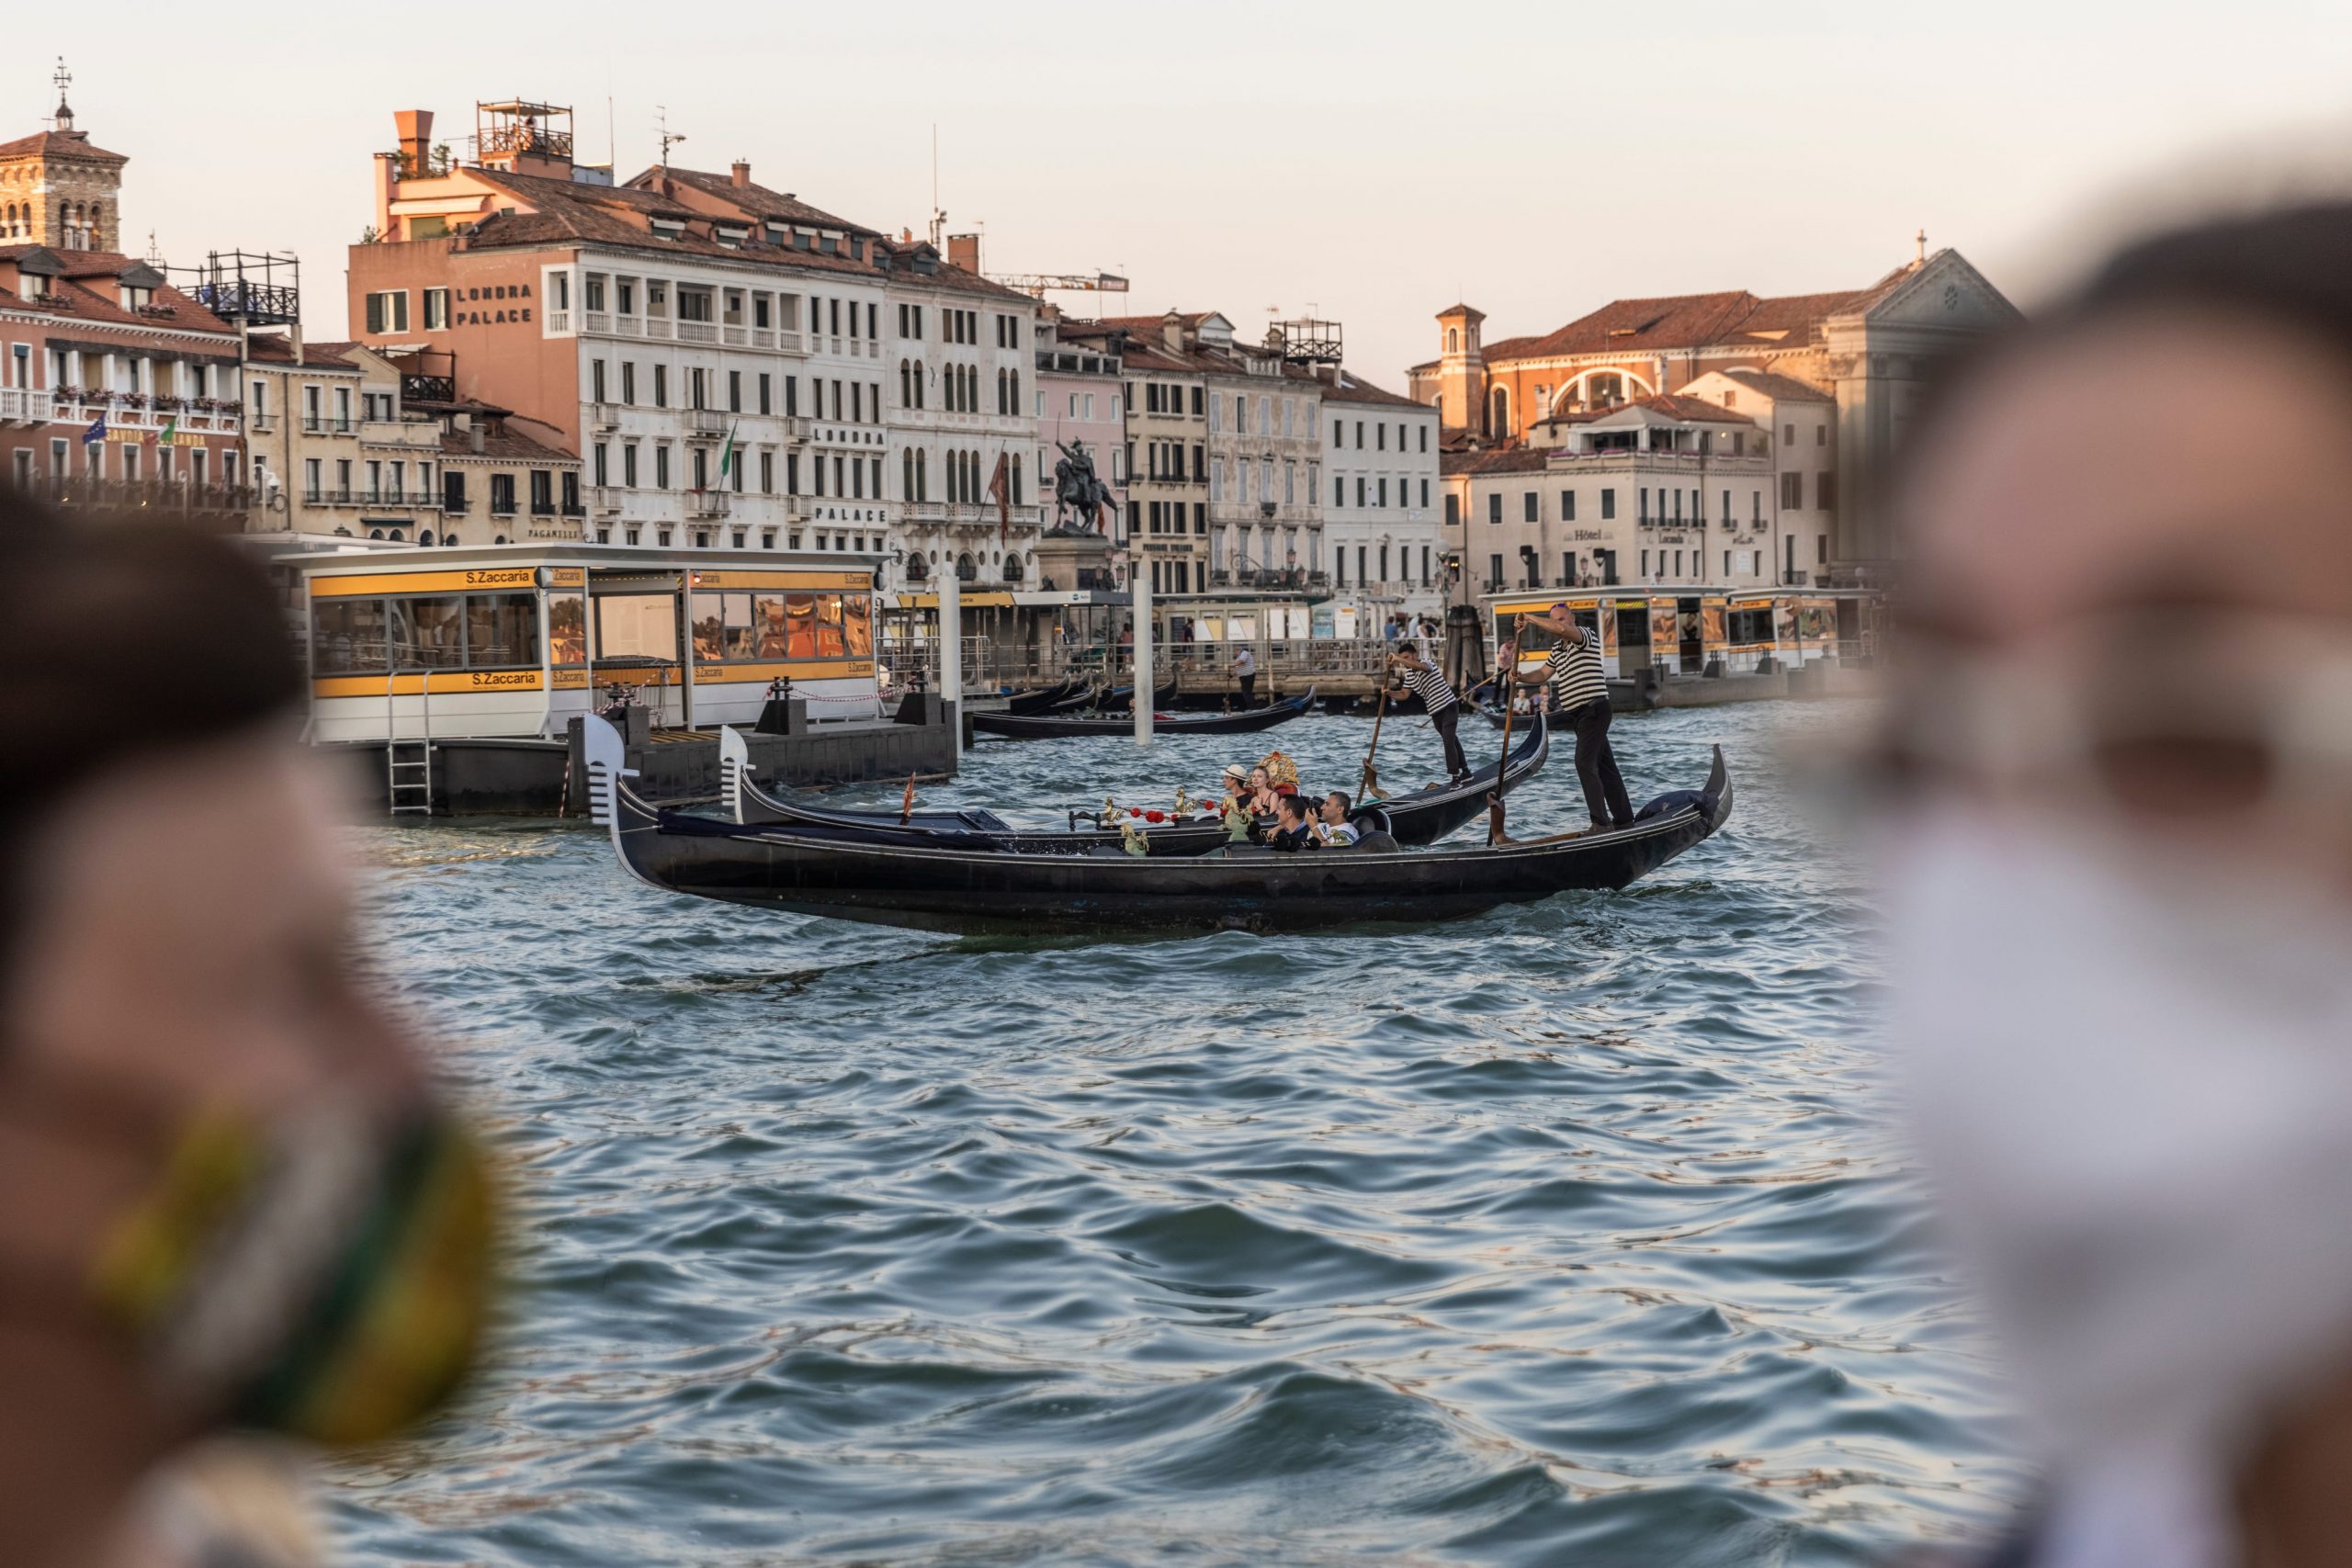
[
  {"left": 898, "top": 770, "right": 918, "bottom": 825},
  {"left": 1359, "top": 681, "right": 1390, "bottom": 802},
  {"left": 1487, "top": 638, "right": 1518, "bottom": 845}
]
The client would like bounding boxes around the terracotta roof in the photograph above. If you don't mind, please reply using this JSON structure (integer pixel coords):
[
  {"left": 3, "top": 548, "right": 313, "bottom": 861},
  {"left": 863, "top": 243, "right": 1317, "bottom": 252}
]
[
  {"left": 631, "top": 165, "right": 873, "bottom": 237},
  {"left": 0, "top": 128, "right": 127, "bottom": 164},
  {"left": 1119, "top": 343, "right": 1204, "bottom": 377},
  {"left": 1094, "top": 311, "right": 1213, "bottom": 333},
  {"left": 1617, "top": 393, "right": 1758, "bottom": 426},
  {"left": 1316, "top": 367, "right": 1428, "bottom": 409},
  {"left": 441, "top": 424, "right": 578, "bottom": 463},
  {"left": 245, "top": 336, "right": 364, "bottom": 369},
  {"left": 1435, "top": 302, "right": 1484, "bottom": 320},
  {"left": 0, "top": 245, "right": 236, "bottom": 336},
  {"left": 1475, "top": 272, "right": 1920, "bottom": 365},
  {"left": 458, "top": 168, "right": 884, "bottom": 279},
  {"left": 1716, "top": 368, "right": 1833, "bottom": 403},
  {"left": 1442, "top": 448, "right": 1549, "bottom": 478}
]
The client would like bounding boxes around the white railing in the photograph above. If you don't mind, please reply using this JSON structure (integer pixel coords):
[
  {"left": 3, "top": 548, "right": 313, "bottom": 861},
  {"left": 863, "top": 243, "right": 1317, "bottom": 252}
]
[
  {"left": 722, "top": 325, "right": 750, "bottom": 346},
  {"left": 687, "top": 490, "right": 731, "bottom": 518},
  {"left": 546, "top": 310, "right": 571, "bottom": 333},
  {"left": 751, "top": 328, "right": 776, "bottom": 350},
  {"left": 0, "top": 388, "right": 54, "bottom": 423},
  {"left": 776, "top": 415, "right": 811, "bottom": 442},
  {"left": 775, "top": 330, "right": 805, "bottom": 355},
  {"left": 612, "top": 316, "right": 642, "bottom": 337},
  {"left": 676, "top": 321, "right": 718, "bottom": 344},
  {"left": 643, "top": 318, "right": 673, "bottom": 340},
  {"left": 583, "top": 311, "right": 611, "bottom": 334},
  {"left": 589, "top": 486, "right": 627, "bottom": 514}
]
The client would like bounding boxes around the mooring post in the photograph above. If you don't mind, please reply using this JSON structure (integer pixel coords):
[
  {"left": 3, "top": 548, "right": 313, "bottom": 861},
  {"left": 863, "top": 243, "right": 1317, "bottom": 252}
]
[{"left": 1132, "top": 565, "right": 1154, "bottom": 746}]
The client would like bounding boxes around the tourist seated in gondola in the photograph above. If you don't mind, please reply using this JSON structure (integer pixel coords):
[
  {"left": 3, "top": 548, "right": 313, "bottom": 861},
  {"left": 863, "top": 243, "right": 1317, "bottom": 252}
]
[
  {"left": 1317, "top": 791, "right": 1362, "bottom": 847},
  {"left": 1268, "top": 792, "right": 1321, "bottom": 851}
]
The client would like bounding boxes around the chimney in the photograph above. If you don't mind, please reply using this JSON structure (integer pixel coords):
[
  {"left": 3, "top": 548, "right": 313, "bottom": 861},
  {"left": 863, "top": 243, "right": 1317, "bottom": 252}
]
[
  {"left": 469, "top": 417, "right": 485, "bottom": 455},
  {"left": 947, "top": 231, "right": 980, "bottom": 274},
  {"left": 394, "top": 109, "right": 435, "bottom": 174},
  {"left": 730, "top": 159, "right": 751, "bottom": 188}
]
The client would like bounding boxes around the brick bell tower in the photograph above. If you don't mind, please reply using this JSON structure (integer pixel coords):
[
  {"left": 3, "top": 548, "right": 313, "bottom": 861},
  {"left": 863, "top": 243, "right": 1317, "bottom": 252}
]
[
  {"left": 0, "top": 60, "right": 128, "bottom": 252},
  {"left": 1433, "top": 303, "right": 1487, "bottom": 434}
]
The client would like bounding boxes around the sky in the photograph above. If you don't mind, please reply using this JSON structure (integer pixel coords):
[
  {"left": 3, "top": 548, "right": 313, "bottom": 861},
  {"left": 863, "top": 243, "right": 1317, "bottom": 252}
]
[{"left": 36, "top": 0, "right": 2352, "bottom": 388}]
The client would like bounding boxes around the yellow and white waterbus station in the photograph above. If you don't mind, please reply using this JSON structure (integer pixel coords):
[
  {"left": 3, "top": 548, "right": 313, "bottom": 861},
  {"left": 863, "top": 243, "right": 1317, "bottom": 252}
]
[
  {"left": 293, "top": 542, "right": 885, "bottom": 742},
  {"left": 279, "top": 542, "right": 959, "bottom": 814}
]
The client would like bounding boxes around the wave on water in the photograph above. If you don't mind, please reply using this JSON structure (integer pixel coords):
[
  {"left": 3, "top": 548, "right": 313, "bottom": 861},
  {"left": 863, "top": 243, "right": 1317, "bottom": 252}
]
[{"left": 334, "top": 698, "right": 2026, "bottom": 1566}]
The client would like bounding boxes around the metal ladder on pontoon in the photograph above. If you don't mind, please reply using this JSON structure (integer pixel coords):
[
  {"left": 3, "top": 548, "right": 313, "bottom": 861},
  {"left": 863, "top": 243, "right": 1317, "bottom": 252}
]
[{"left": 386, "top": 669, "right": 433, "bottom": 817}]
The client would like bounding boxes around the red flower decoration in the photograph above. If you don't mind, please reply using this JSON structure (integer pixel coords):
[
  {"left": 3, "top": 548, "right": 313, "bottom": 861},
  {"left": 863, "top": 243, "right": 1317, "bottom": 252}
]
[
  {"left": 1144, "top": 810, "right": 1166, "bottom": 822},
  {"left": 1127, "top": 807, "right": 1142, "bottom": 817}
]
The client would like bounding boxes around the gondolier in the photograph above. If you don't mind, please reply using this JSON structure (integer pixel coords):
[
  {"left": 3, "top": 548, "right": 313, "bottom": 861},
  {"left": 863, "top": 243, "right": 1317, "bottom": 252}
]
[
  {"left": 1388, "top": 640, "right": 1470, "bottom": 783},
  {"left": 1507, "top": 604, "right": 1633, "bottom": 831},
  {"left": 1232, "top": 643, "right": 1258, "bottom": 706}
]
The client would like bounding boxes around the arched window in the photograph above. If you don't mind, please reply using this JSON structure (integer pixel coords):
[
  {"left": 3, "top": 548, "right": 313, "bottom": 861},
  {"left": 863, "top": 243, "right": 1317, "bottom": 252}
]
[
  {"left": 443, "top": 533, "right": 459, "bottom": 547},
  {"left": 901, "top": 448, "right": 914, "bottom": 498},
  {"left": 419, "top": 529, "right": 435, "bottom": 546},
  {"left": 1487, "top": 386, "right": 1511, "bottom": 440},
  {"left": 1010, "top": 368, "right": 1019, "bottom": 412},
  {"left": 905, "top": 550, "right": 927, "bottom": 581},
  {"left": 899, "top": 359, "right": 910, "bottom": 406},
  {"left": 1446, "top": 327, "right": 1459, "bottom": 354},
  {"left": 915, "top": 447, "right": 927, "bottom": 501},
  {"left": 1012, "top": 453, "right": 1022, "bottom": 505}
]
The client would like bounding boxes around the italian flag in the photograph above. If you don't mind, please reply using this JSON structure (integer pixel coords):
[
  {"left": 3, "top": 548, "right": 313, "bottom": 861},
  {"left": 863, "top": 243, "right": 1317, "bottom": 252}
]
[
  {"left": 718, "top": 423, "right": 739, "bottom": 479},
  {"left": 155, "top": 415, "right": 177, "bottom": 445}
]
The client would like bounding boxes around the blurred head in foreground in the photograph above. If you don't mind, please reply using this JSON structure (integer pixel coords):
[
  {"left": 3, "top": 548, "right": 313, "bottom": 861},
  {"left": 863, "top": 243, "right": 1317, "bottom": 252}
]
[
  {"left": 1885, "top": 205, "right": 2352, "bottom": 1564},
  {"left": 0, "top": 500, "right": 494, "bottom": 1568}
]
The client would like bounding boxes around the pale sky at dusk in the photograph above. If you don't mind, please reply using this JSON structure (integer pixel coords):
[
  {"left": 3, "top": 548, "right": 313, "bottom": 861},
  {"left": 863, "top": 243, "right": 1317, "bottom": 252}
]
[{"left": 32, "top": 0, "right": 2352, "bottom": 388}]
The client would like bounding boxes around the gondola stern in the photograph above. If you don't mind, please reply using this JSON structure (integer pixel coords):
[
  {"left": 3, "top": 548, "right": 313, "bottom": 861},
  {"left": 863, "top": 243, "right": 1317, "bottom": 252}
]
[
  {"left": 718, "top": 725, "right": 753, "bottom": 823},
  {"left": 582, "top": 714, "right": 670, "bottom": 891}
]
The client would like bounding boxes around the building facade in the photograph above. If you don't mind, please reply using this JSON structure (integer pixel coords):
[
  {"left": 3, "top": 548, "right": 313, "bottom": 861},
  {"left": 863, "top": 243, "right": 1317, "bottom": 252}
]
[
  {"left": 1441, "top": 395, "right": 1780, "bottom": 595},
  {"left": 1679, "top": 368, "right": 1838, "bottom": 586},
  {"left": 1199, "top": 323, "right": 1322, "bottom": 592},
  {"left": 0, "top": 91, "right": 247, "bottom": 513},
  {"left": 1408, "top": 243, "right": 2018, "bottom": 573},
  {"left": 1104, "top": 322, "right": 1207, "bottom": 594},
  {"left": 1317, "top": 367, "right": 1442, "bottom": 621}
]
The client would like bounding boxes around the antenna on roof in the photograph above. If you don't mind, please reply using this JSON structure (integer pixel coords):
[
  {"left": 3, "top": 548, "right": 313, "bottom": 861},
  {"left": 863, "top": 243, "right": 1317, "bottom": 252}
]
[
  {"left": 655, "top": 106, "right": 685, "bottom": 172},
  {"left": 605, "top": 62, "right": 616, "bottom": 175},
  {"left": 50, "top": 56, "right": 73, "bottom": 132},
  {"left": 928, "top": 124, "right": 946, "bottom": 250},
  {"left": 1916, "top": 227, "right": 1928, "bottom": 265}
]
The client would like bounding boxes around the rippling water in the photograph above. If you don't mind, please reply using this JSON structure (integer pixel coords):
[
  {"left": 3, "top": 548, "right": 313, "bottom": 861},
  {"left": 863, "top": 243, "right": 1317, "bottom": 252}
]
[{"left": 335, "top": 699, "right": 2028, "bottom": 1565}]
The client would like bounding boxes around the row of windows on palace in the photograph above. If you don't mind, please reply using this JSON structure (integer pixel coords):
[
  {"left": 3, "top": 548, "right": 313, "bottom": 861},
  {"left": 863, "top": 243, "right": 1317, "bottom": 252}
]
[
  {"left": 1452, "top": 473, "right": 1840, "bottom": 529},
  {"left": 1142, "top": 543, "right": 1444, "bottom": 596},
  {"left": 1131, "top": 379, "right": 1435, "bottom": 450},
  {"left": 296, "top": 454, "right": 574, "bottom": 518},
  {"left": 582, "top": 357, "right": 1028, "bottom": 423},
  {"left": 1473, "top": 540, "right": 1830, "bottom": 592},
  {"left": 12, "top": 438, "right": 240, "bottom": 490},
  {"left": 364, "top": 275, "right": 1025, "bottom": 348},
  {"left": 586, "top": 440, "right": 1029, "bottom": 507}
]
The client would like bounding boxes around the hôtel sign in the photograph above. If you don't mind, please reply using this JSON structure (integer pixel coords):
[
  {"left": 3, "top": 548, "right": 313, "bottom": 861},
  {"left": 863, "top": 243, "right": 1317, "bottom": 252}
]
[{"left": 453, "top": 282, "right": 533, "bottom": 328}]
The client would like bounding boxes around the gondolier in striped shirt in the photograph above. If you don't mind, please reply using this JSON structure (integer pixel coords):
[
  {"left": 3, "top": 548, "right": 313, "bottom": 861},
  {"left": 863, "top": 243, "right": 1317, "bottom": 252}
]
[
  {"left": 1504, "top": 604, "right": 1633, "bottom": 830},
  {"left": 1386, "top": 640, "right": 1471, "bottom": 783}
]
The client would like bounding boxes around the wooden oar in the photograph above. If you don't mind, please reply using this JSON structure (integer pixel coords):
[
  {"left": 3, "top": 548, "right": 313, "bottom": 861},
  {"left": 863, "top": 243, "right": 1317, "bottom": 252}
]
[
  {"left": 898, "top": 769, "right": 918, "bottom": 825},
  {"left": 1359, "top": 681, "right": 1390, "bottom": 802},
  {"left": 1487, "top": 638, "right": 1517, "bottom": 845}
]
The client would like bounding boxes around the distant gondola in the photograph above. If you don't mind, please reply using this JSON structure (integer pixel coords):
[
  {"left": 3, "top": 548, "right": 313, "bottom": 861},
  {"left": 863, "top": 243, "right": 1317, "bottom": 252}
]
[
  {"left": 713, "top": 715, "right": 1550, "bottom": 855},
  {"left": 970, "top": 688, "right": 1315, "bottom": 740},
  {"left": 1004, "top": 676, "right": 1090, "bottom": 715},
  {"left": 587, "top": 716, "right": 1731, "bottom": 935}
]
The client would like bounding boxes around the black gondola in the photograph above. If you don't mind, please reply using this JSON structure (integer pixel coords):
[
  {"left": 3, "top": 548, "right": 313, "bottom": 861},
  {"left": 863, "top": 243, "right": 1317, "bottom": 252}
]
[
  {"left": 970, "top": 688, "right": 1315, "bottom": 740},
  {"left": 714, "top": 715, "right": 1550, "bottom": 855},
  {"left": 588, "top": 717, "right": 1730, "bottom": 936},
  {"left": 1005, "top": 676, "right": 1089, "bottom": 715}
]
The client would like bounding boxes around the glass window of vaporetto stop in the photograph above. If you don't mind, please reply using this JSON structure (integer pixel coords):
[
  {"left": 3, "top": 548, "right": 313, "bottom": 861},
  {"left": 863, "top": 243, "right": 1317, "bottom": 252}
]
[
  {"left": 309, "top": 565, "right": 582, "bottom": 694},
  {"left": 1481, "top": 587, "right": 1871, "bottom": 678}
]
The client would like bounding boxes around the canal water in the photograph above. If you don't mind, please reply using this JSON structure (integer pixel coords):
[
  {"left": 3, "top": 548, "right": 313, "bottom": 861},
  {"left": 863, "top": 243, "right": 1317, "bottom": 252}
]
[{"left": 334, "top": 699, "right": 2028, "bottom": 1566}]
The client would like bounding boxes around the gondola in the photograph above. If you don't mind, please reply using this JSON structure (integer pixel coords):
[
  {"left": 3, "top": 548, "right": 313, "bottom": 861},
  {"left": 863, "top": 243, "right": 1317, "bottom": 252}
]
[
  {"left": 971, "top": 688, "right": 1315, "bottom": 740},
  {"left": 1479, "top": 703, "right": 1544, "bottom": 730},
  {"left": 713, "top": 715, "right": 1550, "bottom": 855},
  {"left": 1005, "top": 676, "right": 1089, "bottom": 715},
  {"left": 587, "top": 716, "right": 1730, "bottom": 936}
]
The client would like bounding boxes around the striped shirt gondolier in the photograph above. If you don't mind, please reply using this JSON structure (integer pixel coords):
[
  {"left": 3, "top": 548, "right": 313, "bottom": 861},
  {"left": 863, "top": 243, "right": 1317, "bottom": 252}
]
[
  {"left": 1400, "top": 655, "right": 1457, "bottom": 715},
  {"left": 1546, "top": 628, "right": 1609, "bottom": 713}
]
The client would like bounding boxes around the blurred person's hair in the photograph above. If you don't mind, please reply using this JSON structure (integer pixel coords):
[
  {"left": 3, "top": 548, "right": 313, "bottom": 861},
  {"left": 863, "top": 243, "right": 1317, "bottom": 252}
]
[{"left": 0, "top": 495, "right": 303, "bottom": 989}]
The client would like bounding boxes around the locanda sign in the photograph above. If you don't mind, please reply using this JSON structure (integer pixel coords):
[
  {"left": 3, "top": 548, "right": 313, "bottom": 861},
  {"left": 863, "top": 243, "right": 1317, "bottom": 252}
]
[{"left": 452, "top": 282, "right": 533, "bottom": 327}]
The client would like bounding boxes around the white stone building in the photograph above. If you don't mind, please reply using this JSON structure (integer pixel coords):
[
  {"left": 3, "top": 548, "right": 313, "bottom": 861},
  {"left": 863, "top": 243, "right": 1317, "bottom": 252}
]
[{"left": 1317, "top": 367, "right": 1442, "bottom": 623}]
